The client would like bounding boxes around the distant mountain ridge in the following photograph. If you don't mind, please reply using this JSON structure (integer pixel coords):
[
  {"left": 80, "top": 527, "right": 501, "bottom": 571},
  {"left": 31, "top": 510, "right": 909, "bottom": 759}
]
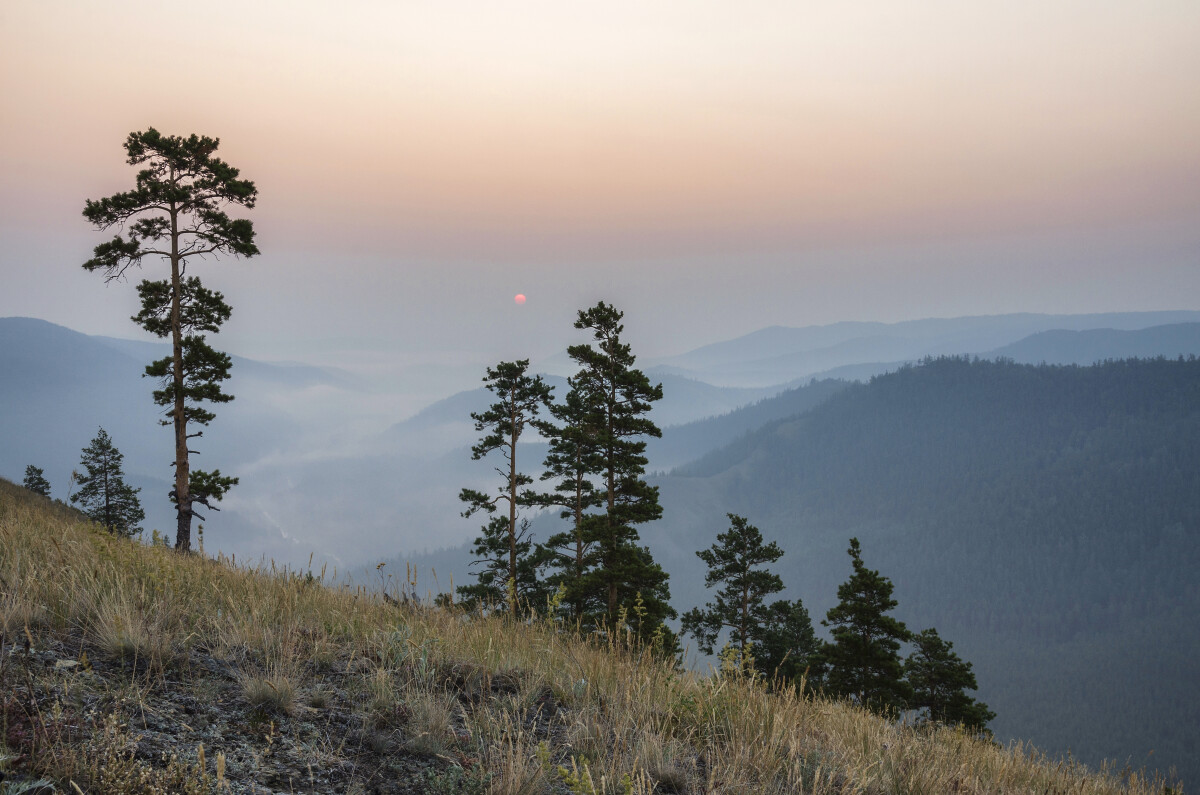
[
  {"left": 987, "top": 322, "right": 1200, "bottom": 365},
  {"left": 652, "top": 311, "right": 1200, "bottom": 385}
]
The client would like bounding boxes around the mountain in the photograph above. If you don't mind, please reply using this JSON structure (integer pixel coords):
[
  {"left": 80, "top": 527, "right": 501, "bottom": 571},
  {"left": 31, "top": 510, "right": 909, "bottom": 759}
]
[
  {"left": 379, "top": 373, "right": 780, "bottom": 455},
  {"left": 653, "top": 311, "right": 1200, "bottom": 386},
  {"left": 640, "top": 357, "right": 1200, "bottom": 781},
  {"left": 393, "top": 355, "right": 1200, "bottom": 780},
  {"left": 645, "top": 377, "right": 850, "bottom": 471},
  {"left": 986, "top": 322, "right": 1200, "bottom": 365}
]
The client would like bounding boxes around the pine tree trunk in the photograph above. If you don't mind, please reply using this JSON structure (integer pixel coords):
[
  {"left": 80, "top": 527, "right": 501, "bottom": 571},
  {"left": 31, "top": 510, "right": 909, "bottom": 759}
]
[
  {"left": 169, "top": 187, "right": 192, "bottom": 552},
  {"left": 103, "top": 457, "right": 112, "bottom": 534},
  {"left": 508, "top": 399, "right": 518, "bottom": 615}
]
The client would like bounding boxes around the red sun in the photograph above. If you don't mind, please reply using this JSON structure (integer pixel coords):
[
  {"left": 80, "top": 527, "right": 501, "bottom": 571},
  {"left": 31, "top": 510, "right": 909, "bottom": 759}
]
[{"left": 514, "top": 294, "right": 526, "bottom": 305}]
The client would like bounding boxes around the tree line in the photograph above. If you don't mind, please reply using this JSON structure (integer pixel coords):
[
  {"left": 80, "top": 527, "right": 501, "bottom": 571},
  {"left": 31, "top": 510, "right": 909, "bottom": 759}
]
[
  {"left": 684, "top": 516, "right": 993, "bottom": 730},
  {"left": 455, "top": 303, "right": 993, "bottom": 732},
  {"left": 453, "top": 301, "right": 675, "bottom": 648}
]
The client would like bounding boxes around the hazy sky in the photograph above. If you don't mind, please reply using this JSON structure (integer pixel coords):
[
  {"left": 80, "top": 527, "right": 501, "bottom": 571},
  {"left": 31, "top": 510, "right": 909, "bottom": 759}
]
[{"left": 3, "top": 0, "right": 1199, "bottom": 372}]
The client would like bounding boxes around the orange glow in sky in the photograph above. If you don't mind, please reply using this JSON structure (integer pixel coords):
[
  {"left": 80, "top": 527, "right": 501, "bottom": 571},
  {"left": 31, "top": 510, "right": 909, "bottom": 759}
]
[{"left": 2, "top": 0, "right": 1199, "bottom": 358}]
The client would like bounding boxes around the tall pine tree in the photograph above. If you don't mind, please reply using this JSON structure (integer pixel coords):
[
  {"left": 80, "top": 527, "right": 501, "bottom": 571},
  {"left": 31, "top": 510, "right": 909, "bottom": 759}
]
[
  {"left": 567, "top": 302, "right": 674, "bottom": 643},
  {"left": 71, "top": 428, "right": 144, "bottom": 538},
  {"left": 458, "top": 359, "right": 554, "bottom": 614},
  {"left": 822, "top": 537, "right": 912, "bottom": 714},
  {"left": 83, "top": 129, "right": 257, "bottom": 551}
]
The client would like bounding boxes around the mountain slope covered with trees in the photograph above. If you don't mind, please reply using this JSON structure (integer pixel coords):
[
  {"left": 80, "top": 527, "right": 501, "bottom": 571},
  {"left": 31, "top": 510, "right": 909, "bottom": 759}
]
[{"left": 644, "top": 356, "right": 1200, "bottom": 781}]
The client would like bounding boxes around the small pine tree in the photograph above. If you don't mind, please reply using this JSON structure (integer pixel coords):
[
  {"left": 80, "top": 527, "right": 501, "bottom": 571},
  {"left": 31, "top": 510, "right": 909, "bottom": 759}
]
[
  {"left": 905, "top": 628, "right": 995, "bottom": 732},
  {"left": 71, "top": 428, "right": 145, "bottom": 537},
  {"left": 821, "top": 537, "right": 912, "bottom": 714},
  {"left": 681, "top": 514, "right": 818, "bottom": 681},
  {"left": 23, "top": 465, "right": 51, "bottom": 497}
]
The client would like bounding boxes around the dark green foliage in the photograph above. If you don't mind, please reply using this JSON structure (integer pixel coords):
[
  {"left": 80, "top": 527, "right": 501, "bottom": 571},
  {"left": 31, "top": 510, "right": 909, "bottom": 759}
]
[
  {"left": 821, "top": 538, "right": 912, "bottom": 714},
  {"left": 681, "top": 514, "right": 817, "bottom": 682},
  {"left": 70, "top": 428, "right": 144, "bottom": 537},
  {"left": 535, "top": 377, "right": 603, "bottom": 621},
  {"left": 659, "top": 356, "right": 1200, "bottom": 779},
  {"left": 754, "top": 598, "right": 822, "bottom": 686},
  {"left": 22, "top": 465, "right": 51, "bottom": 497},
  {"left": 458, "top": 359, "right": 554, "bottom": 614},
  {"left": 905, "top": 628, "right": 994, "bottom": 732},
  {"left": 82, "top": 128, "right": 256, "bottom": 551},
  {"left": 562, "top": 302, "right": 675, "bottom": 642},
  {"left": 457, "top": 517, "right": 549, "bottom": 613}
]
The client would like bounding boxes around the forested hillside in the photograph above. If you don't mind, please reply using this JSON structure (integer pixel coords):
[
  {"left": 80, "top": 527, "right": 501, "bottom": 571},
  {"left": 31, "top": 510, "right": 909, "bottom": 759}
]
[{"left": 644, "top": 357, "right": 1200, "bottom": 781}]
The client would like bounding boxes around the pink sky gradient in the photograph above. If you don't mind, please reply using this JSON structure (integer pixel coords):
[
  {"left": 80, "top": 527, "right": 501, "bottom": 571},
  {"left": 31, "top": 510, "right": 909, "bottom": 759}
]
[{"left": 2, "top": 0, "right": 1198, "bottom": 366}]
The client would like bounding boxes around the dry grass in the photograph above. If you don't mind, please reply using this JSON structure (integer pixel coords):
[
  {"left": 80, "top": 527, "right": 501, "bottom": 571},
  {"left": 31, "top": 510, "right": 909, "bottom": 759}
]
[{"left": 0, "top": 477, "right": 1182, "bottom": 794}]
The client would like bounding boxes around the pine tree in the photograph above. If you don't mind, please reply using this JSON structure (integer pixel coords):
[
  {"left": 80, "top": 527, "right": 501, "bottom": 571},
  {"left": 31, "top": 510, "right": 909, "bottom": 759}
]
[
  {"left": 755, "top": 599, "right": 822, "bottom": 686},
  {"left": 567, "top": 302, "right": 674, "bottom": 643},
  {"left": 536, "top": 377, "right": 603, "bottom": 621},
  {"left": 681, "top": 514, "right": 818, "bottom": 681},
  {"left": 822, "top": 537, "right": 912, "bottom": 714},
  {"left": 71, "top": 428, "right": 144, "bottom": 537},
  {"left": 22, "top": 465, "right": 51, "bottom": 497},
  {"left": 905, "top": 628, "right": 995, "bottom": 732},
  {"left": 83, "top": 129, "right": 257, "bottom": 551},
  {"left": 458, "top": 359, "right": 555, "bottom": 614}
]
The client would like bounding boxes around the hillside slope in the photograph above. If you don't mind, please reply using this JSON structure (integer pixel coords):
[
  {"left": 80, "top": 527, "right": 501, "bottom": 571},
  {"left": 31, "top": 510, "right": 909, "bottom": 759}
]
[
  {"left": 643, "top": 357, "right": 1200, "bottom": 781},
  {"left": 0, "top": 478, "right": 1177, "bottom": 793}
]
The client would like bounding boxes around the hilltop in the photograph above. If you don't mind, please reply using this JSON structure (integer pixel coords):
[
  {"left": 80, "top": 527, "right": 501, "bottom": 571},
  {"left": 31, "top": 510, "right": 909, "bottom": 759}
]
[{"left": 0, "top": 478, "right": 1178, "bottom": 794}]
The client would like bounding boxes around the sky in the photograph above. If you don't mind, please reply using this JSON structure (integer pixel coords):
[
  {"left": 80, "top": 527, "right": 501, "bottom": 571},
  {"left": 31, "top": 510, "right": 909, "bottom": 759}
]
[{"left": 3, "top": 0, "right": 1199, "bottom": 381}]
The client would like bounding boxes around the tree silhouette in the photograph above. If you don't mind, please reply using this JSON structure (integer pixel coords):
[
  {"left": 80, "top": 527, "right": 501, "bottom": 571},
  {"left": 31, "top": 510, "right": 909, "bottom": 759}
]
[
  {"left": 536, "top": 377, "right": 603, "bottom": 621},
  {"left": 23, "top": 465, "right": 51, "bottom": 498},
  {"left": 682, "top": 514, "right": 817, "bottom": 681},
  {"left": 822, "top": 537, "right": 912, "bottom": 714},
  {"left": 458, "top": 359, "right": 554, "bottom": 614},
  {"left": 83, "top": 128, "right": 256, "bottom": 551},
  {"left": 71, "top": 428, "right": 144, "bottom": 537},
  {"left": 905, "top": 628, "right": 995, "bottom": 732},
  {"left": 567, "top": 302, "right": 674, "bottom": 643}
]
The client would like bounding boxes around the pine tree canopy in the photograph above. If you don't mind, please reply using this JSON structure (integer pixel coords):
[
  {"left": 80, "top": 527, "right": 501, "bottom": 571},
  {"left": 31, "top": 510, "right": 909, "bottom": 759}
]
[
  {"left": 536, "top": 378, "right": 604, "bottom": 621},
  {"left": 682, "top": 514, "right": 818, "bottom": 682},
  {"left": 82, "top": 129, "right": 257, "bottom": 280}
]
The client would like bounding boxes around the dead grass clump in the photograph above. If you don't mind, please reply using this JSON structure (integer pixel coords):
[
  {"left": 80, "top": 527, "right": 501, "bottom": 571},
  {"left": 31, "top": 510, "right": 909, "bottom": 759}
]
[
  {"left": 240, "top": 671, "right": 297, "bottom": 716},
  {"left": 403, "top": 686, "right": 459, "bottom": 756},
  {"left": 88, "top": 589, "right": 173, "bottom": 667}
]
